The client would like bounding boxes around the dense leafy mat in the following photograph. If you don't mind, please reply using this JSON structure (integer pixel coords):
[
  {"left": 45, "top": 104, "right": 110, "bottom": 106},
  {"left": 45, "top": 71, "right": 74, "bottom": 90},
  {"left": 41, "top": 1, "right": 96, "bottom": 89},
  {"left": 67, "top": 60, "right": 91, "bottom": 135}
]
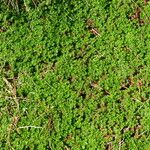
[{"left": 0, "top": 0, "right": 150, "bottom": 149}]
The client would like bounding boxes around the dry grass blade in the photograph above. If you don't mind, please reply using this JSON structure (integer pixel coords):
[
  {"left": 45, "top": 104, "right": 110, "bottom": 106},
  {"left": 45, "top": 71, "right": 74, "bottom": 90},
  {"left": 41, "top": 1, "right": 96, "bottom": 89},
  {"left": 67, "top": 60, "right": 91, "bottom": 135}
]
[
  {"left": 3, "top": 77, "right": 19, "bottom": 111},
  {"left": 90, "top": 28, "right": 100, "bottom": 36},
  {"left": 18, "top": 126, "right": 43, "bottom": 129},
  {"left": 3, "top": 77, "right": 13, "bottom": 92},
  {"left": 118, "top": 140, "right": 124, "bottom": 150},
  {"left": 7, "top": 116, "right": 19, "bottom": 150},
  {"left": 2, "top": 0, "right": 42, "bottom": 12}
]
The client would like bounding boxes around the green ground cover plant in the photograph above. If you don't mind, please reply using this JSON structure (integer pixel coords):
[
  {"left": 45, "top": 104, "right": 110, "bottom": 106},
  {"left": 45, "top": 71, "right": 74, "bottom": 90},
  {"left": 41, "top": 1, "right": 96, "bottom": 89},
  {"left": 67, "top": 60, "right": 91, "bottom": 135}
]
[{"left": 0, "top": 0, "right": 150, "bottom": 149}]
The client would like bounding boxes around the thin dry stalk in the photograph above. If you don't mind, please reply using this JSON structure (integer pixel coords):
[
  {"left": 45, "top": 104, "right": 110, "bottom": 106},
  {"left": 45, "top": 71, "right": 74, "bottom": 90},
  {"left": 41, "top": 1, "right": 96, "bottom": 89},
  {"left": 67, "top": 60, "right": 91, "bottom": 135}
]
[
  {"left": 18, "top": 126, "right": 43, "bottom": 129},
  {"left": 3, "top": 77, "right": 19, "bottom": 111}
]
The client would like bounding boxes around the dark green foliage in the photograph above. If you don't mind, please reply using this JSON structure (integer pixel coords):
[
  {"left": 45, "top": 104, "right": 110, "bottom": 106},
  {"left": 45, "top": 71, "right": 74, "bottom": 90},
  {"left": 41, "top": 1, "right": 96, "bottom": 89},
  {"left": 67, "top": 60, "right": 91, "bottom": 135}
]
[{"left": 0, "top": 0, "right": 150, "bottom": 149}]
